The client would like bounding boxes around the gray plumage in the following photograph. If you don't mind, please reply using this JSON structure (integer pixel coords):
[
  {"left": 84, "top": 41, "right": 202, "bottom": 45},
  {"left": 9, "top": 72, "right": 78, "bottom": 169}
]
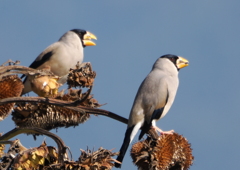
[
  {"left": 115, "top": 54, "right": 189, "bottom": 168},
  {"left": 22, "top": 29, "right": 97, "bottom": 95}
]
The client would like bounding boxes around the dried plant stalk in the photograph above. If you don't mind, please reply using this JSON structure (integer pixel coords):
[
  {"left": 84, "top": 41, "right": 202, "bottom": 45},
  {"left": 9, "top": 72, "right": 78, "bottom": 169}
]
[
  {"left": 131, "top": 133, "right": 194, "bottom": 170},
  {"left": 0, "top": 75, "right": 23, "bottom": 121}
]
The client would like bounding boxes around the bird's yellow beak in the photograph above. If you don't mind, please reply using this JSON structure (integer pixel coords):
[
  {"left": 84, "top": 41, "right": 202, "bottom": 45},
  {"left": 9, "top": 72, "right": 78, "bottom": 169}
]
[
  {"left": 83, "top": 31, "right": 97, "bottom": 46},
  {"left": 177, "top": 56, "right": 189, "bottom": 69}
]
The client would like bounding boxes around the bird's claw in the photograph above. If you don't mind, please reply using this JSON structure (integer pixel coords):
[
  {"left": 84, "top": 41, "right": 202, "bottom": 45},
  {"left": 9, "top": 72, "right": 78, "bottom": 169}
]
[{"left": 151, "top": 126, "right": 174, "bottom": 135}]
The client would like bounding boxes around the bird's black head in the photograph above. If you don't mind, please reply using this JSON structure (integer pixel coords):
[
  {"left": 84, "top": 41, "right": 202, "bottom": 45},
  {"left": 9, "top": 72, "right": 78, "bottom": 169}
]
[
  {"left": 161, "top": 54, "right": 179, "bottom": 66},
  {"left": 71, "top": 29, "right": 87, "bottom": 40},
  {"left": 70, "top": 29, "right": 97, "bottom": 47},
  {"left": 160, "top": 54, "right": 189, "bottom": 70}
]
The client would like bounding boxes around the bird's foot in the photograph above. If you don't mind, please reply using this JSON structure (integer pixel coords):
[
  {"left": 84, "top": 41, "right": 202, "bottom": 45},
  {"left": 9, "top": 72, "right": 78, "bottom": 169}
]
[{"left": 151, "top": 126, "right": 174, "bottom": 135}]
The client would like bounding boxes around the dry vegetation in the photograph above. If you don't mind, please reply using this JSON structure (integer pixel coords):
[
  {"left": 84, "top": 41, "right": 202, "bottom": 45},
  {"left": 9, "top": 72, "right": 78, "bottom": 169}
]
[{"left": 0, "top": 60, "right": 193, "bottom": 169}]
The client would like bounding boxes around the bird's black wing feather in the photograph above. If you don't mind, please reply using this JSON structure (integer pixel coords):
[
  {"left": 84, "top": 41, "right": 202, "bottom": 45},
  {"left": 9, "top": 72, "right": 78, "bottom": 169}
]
[
  {"left": 115, "top": 126, "right": 134, "bottom": 168},
  {"left": 20, "top": 51, "right": 53, "bottom": 80},
  {"left": 29, "top": 51, "right": 53, "bottom": 69}
]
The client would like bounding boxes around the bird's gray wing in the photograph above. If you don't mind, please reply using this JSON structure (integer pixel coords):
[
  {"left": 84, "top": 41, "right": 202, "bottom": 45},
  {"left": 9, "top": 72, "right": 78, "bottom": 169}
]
[
  {"left": 151, "top": 89, "right": 169, "bottom": 120},
  {"left": 138, "top": 79, "right": 169, "bottom": 140}
]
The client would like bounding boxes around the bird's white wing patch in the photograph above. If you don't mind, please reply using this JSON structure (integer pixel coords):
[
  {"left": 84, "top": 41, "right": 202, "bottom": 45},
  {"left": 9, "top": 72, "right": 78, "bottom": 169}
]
[
  {"left": 130, "top": 120, "right": 143, "bottom": 143},
  {"left": 152, "top": 119, "right": 156, "bottom": 127}
]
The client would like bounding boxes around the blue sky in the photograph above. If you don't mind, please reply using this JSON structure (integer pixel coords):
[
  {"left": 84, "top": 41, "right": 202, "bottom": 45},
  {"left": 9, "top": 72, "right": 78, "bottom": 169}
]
[{"left": 0, "top": 1, "right": 240, "bottom": 169}]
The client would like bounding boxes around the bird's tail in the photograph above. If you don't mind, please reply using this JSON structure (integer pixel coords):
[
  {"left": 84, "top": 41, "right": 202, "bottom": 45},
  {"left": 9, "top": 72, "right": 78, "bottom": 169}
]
[{"left": 115, "top": 126, "right": 134, "bottom": 168}]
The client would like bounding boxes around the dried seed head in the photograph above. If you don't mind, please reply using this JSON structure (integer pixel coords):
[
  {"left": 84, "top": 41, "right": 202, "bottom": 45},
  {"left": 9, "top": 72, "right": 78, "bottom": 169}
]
[
  {"left": 0, "top": 75, "right": 23, "bottom": 121},
  {"left": 12, "top": 88, "right": 102, "bottom": 131},
  {"left": 67, "top": 62, "right": 96, "bottom": 88},
  {"left": 131, "top": 133, "right": 194, "bottom": 170},
  {"left": 12, "top": 103, "right": 90, "bottom": 131}
]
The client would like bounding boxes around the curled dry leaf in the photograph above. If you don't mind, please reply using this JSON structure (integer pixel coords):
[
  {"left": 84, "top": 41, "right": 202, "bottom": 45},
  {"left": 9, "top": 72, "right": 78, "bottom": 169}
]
[
  {"left": 30, "top": 75, "right": 61, "bottom": 97},
  {"left": 0, "top": 139, "right": 4, "bottom": 158},
  {"left": 27, "top": 66, "right": 61, "bottom": 97},
  {"left": 0, "top": 75, "right": 23, "bottom": 121},
  {"left": 61, "top": 147, "right": 119, "bottom": 170},
  {"left": 12, "top": 141, "right": 58, "bottom": 170},
  {"left": 0, "top": 139, "right": 28, "bottom": 169},
  {"left": 131, "top": 133, "right": 194, "bottom": 170}
]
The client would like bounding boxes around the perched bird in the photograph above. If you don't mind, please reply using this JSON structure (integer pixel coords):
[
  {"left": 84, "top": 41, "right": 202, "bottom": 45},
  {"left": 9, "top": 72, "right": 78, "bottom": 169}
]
[
  {"left": 115, "top": 54, "right": 189, "bottom": 168},
  {"left": 21, "top": 29, "right": 97, "bottom": 95}
]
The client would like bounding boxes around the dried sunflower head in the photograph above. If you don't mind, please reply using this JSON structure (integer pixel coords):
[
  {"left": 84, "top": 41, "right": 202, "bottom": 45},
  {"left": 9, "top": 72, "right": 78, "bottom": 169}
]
[
  {"left": 12, "top": 102, "right": 90, "bottom": 131},
  {"left": 67, "top": 62, "right": 96, "bottom": 88},
  {"left": 12, "top": 89, "right": 103, "bottom": 131},
  {"left": 0, "top": 75, "right": 23, "bottom": 121},
  {"left": 131, "top": 133, "right": 194, "bottom": 170}
]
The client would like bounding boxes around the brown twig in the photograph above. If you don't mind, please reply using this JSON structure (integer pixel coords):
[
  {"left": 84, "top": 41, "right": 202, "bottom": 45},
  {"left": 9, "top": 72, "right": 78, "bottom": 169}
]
[{"left": 0, "top": 65, "right": 55, "bottom": 79}]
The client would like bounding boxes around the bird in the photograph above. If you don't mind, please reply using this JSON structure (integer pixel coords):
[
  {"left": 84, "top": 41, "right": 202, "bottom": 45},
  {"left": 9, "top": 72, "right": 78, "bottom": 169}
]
[
  {"left": 21, "top": 29, "right": 97, "bottom": 95},
  {"left": 115, "top": 54, "right": 189, "bottom": 168}
]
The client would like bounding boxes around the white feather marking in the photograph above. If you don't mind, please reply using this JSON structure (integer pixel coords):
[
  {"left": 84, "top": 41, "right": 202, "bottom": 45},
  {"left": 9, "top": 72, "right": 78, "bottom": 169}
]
[
  {"left": 136, "top": 110, "right": 144, "bottom": 116},
  {"left": 152, "top": 120, "right": 156, "bottom": 127},
  {"left": 130, "top": 121, "right": 143, "bottom": 143},
  {"left": 42, "top": 81, "right": 48, "bottom": 87}
]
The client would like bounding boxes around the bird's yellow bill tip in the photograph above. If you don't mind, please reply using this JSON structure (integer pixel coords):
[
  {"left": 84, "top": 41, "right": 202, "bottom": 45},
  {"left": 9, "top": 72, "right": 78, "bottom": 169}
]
[
  {"left": 177, "top": 56, "right": 189, "bottom": 69},
  {"left": 83, "top": 40, "right": 96, "bottom": 46},
  {"left": 83, "top": 31, "right": 97, "bottom": 46}
]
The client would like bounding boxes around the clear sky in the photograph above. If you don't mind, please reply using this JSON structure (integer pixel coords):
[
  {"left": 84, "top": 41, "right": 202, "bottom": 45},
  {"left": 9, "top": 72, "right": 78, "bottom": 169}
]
[{"left": 0, "top": 1, "right": 240, "bottom": 169}]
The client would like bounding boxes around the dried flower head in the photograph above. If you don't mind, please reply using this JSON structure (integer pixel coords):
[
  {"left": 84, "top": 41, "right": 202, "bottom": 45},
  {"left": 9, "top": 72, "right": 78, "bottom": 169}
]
[
  {"left": 12, "top": 102, "right": 90, "bottom": 131},
  {"left": 131, "top": 133, "right": 194, "bottom": 170},
  {"left": 12, "top": 89, "right": 103, "bottom": 131},
  {"left": 0, "top": 75, "right": 23, "bottom": 121},
  {"left": 67, "top": 62, "right": 96, "bottom": 88}
]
